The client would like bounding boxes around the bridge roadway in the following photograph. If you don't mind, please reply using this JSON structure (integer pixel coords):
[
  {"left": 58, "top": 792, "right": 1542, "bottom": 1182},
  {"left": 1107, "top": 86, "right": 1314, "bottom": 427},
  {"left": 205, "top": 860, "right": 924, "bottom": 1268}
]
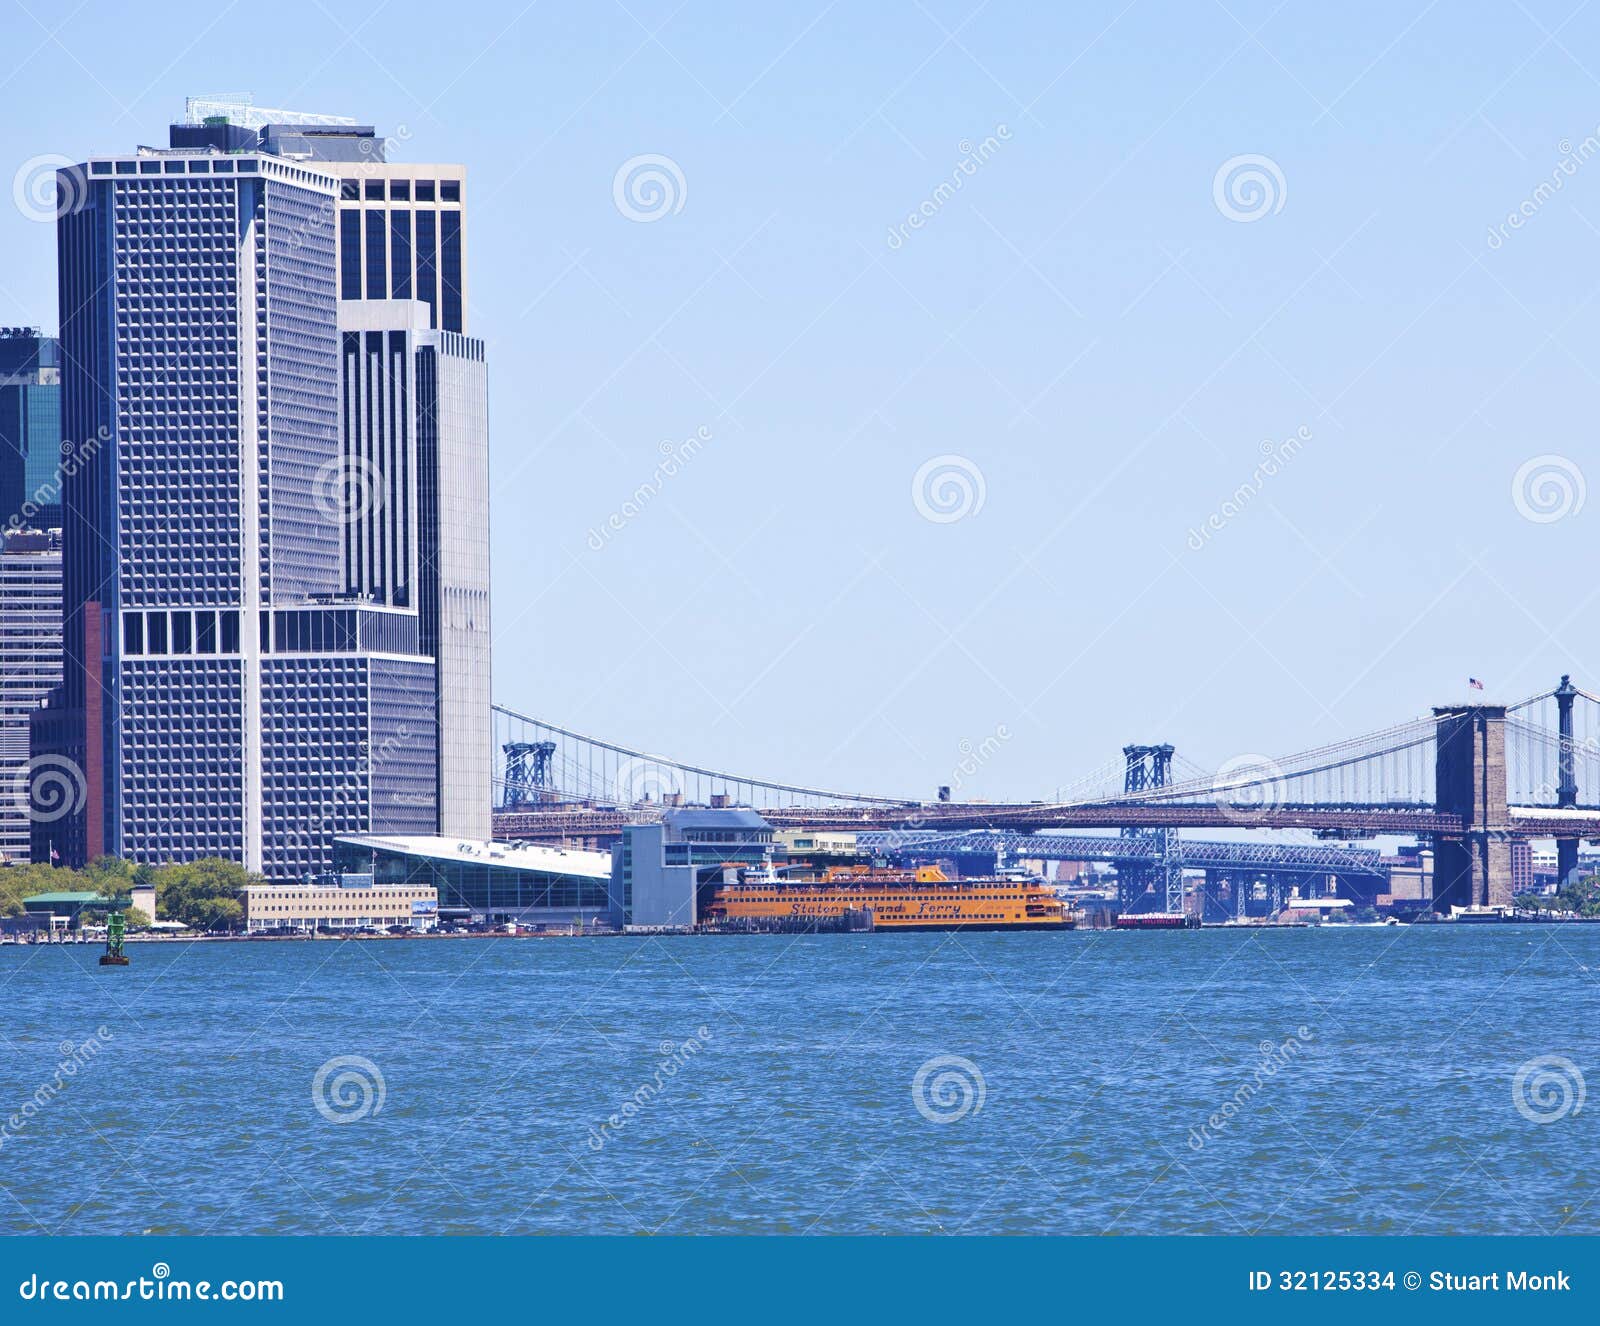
[
  {"left": 491, "top": 801, "right": 1600, "bottom": 841},
  {"left": 854, "top": 829, "right": 1388, "bottom": 877},
  {"left": 495, "top": 690, "right": 1600, "bottom": 909}
]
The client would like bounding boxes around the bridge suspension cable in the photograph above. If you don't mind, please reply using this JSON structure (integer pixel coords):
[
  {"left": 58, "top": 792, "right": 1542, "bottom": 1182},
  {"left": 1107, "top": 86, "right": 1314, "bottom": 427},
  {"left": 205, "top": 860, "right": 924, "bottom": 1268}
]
[{"left": 492, "top": 703, "right": 917, "bottom": 809}]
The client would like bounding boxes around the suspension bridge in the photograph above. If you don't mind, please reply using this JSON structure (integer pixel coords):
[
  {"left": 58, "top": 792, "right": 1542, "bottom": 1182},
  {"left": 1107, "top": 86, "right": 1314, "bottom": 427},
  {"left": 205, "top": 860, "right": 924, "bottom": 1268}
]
[{"left": 490, "top": 676, "right": 1600, "bottom": 913}]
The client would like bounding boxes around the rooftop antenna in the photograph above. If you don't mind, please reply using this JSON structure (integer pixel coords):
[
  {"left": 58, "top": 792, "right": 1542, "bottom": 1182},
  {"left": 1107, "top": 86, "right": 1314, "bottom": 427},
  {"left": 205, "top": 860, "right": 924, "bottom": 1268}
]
[{"left": 184, "top": 95, "right": 357, "bottom": 131}]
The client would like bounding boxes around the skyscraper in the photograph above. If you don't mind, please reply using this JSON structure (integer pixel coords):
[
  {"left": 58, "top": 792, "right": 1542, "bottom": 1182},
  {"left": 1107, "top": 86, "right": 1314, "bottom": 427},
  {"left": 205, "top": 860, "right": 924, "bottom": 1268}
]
[
  {"left": 0, "top": 529, "right": 62, "bottom": 862},
  {"left": 0, "top": 329, "right": 63, "bottom": 529},
  {"left": 273, "top": 117, "right": 489, "bottom": 839},
  {"left": 337, "top": 299, "right": 491, "bottom": 838},
  {"left": 46, "top": 104, "right": 490, "bottom": 878}
]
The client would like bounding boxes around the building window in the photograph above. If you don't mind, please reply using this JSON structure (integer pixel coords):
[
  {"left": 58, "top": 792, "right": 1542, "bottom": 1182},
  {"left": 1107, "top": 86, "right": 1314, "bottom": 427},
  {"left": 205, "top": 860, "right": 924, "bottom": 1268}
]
[
  {"left": 364, "top": 210, "right": 386, "bottom": 300},
  {"left": 441, "top": 211, "right": 462, "bottom": 332},
  {"left": 340, "top": 210, "right": 361, "bottom": 300},
  {"left": 415, "top": 211, "right": 437, "bottom": 326},
  {"left": 390, "top": 210, "right": 412, "bottom": 299}
]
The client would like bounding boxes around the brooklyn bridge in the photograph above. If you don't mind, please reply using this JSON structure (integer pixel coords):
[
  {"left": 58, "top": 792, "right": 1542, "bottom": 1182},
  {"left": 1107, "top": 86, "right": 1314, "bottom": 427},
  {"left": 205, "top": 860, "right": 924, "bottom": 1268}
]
[{"left": 488, "top": 676, "right": 1600, "bottom": 914}]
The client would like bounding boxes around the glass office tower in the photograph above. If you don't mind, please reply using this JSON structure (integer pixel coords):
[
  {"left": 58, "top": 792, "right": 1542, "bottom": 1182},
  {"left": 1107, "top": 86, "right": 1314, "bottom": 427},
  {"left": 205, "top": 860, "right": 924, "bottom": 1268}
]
[
  {"left": 0, "top": 330, "right": 63, "bottom": 528},
  {"left": 338, "top": 300, "right": 491, "bottom": 839},
  {"left": 48, "top": 130, "right": 440, "bottom": 880}
]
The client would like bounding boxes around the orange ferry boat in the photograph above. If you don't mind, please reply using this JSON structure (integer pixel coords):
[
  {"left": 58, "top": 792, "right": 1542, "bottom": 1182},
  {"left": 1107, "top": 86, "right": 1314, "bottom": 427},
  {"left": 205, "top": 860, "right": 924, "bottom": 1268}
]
[{"left": 704, "top": 864, "right": 1075, "bottom": 932}]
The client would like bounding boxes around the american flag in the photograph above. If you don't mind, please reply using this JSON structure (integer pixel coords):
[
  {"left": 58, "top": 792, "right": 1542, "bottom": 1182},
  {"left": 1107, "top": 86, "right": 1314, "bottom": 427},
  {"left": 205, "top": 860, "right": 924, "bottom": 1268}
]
[{"left": 1468, "top": 678, "right": 1484, "bottom": 691}]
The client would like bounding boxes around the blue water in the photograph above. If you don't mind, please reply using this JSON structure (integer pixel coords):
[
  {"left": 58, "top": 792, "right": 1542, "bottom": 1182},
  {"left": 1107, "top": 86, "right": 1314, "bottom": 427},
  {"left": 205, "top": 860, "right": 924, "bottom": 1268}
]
[{"left": 0, "top": 926, "right": 1596, "bottom": 1235}]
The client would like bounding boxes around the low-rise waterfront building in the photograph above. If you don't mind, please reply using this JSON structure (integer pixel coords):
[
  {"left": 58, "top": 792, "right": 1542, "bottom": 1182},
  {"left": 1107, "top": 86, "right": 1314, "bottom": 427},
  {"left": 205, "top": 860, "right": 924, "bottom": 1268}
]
[
  {"left": 610, "top": 808, "right": 776, "bottom": 929},
  {"left": 21, "top": 890, "right": 127, "bottom": 931},
  {"left": 333, "top": 834, "right": 611, "bottom": 930},
  {"left": 1378, "top": 847, "right": 1433, "bottom": 914},
  {"left": 243, "top": 880, "right": 438, "bottom": 934}
]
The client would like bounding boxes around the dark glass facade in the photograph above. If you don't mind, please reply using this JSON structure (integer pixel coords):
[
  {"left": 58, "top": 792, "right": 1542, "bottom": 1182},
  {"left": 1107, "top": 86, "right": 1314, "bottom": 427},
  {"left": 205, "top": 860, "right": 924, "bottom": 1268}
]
[
  {"left": 326, "top": 170, "right": 466, "bottom": 333},
  {"left": 0, "top": 333, "right": 63, "bottom": 529}
]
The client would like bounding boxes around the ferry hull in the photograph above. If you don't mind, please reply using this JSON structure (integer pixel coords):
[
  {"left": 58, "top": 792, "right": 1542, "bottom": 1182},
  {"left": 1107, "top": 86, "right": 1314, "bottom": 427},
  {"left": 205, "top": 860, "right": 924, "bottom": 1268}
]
[{"left": 705, "top": 866, "right": 1075, "bottom": 933}]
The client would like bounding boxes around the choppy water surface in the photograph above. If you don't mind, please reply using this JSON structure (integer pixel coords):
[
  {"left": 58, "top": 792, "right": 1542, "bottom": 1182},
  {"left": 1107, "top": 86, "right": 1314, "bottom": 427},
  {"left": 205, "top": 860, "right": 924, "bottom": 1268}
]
[{"left": 0, "top": 926, "right": 1596, "bottom": 1235}]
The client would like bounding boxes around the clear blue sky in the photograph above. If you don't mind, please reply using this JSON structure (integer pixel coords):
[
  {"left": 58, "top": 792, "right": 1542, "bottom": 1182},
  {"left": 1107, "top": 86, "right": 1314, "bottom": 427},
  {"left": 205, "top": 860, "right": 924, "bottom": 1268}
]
[{"left": 2, "top": 0, "right": 1596, "bottom": 802}]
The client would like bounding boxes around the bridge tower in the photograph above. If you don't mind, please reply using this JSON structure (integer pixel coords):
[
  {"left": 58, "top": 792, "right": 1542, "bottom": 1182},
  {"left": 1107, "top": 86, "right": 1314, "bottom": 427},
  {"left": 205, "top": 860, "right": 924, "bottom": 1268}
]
[
  {"left": 1118, "top": 744, "right": 1182, "bottom": 914},
  {"left": 502, "top": 740, "right": 557, "bottom": 808},
  {"left": 1432, "top": 705, "right": 1511, "bottom": 912},
  {"left": 1556, "top": 674, "right": 1580, "bottom": 887}
]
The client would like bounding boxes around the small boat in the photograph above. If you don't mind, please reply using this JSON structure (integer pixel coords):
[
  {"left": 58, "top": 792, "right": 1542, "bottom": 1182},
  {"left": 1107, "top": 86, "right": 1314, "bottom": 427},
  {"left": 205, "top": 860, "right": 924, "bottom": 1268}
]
[{"left": 1115, "top": 912, "right": 1199, "bottom": 930}]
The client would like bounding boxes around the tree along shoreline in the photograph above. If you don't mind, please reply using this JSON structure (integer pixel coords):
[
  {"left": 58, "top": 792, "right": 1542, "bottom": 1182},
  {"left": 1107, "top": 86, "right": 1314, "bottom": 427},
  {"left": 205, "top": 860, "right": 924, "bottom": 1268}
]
[{"left": 0, "top": 855, "right": 257, "bottom": 932}]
